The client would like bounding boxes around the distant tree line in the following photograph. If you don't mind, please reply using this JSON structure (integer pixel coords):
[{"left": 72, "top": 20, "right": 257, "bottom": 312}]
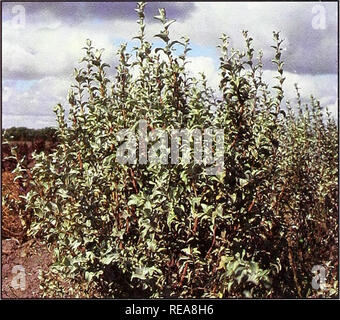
[{"left": 2, "top": 127, "right": 58, "bottom": 142}]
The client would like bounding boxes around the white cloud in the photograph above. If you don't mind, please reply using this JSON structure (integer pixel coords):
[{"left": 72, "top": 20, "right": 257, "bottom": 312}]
[
  {"left": 2, "top": 114, "right": 57, "bottom": 129},
  {"left": 2, "top": 2, "right": 337, "bottom": 128},
  {"left": 2, "top": 76, "right": 70, "bottom": 128},
  {"left": 171, "top": 2, "right": 337, "bottom": 74},
  {"left": 2, "top": 19, "right": 119, "bottom": 80},
  {"left": 262, "top": 69, "right": 338, "bottom": 119},
  {"left": 186, "top": 56, "right": 219, "bottom": 91},
  {"left": 325, "top": 101, "right": 338, "bottom": 120},
  {"left": 262, "top": 70, "right": 337, "bottom": 100}
]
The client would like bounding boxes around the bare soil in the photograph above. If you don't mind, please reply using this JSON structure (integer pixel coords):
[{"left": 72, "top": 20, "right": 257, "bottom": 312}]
[{"left": 2, "top": 239, "right": 53, "bottom": 298}]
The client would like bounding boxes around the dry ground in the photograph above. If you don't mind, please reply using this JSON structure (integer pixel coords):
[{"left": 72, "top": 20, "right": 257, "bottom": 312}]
[{"left": 2, "top": 239, "right": 53, "bottom": 298}]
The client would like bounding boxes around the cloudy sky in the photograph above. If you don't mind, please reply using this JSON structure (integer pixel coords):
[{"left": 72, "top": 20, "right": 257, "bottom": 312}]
[{"left": 2, "top": 1, "right": 338, "bottom": 128}]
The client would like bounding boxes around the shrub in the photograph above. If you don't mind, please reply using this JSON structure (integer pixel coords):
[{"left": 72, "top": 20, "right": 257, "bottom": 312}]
[{"left": 5, "top": 2, "right": 338, "bottom": 298}]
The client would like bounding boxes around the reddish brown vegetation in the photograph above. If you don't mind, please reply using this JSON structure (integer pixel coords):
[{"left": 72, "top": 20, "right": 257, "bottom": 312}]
[
  {"left": 1, "top": 140, "right": 57, "bottom": 298},
  {"left": 2, "top": 172, "right": 24, "bottom": 240}
]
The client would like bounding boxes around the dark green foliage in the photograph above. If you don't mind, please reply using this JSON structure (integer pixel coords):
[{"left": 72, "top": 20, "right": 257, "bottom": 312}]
[
  {"left": 4, "top": 3, "right": 338, "bottom": 298},
  {"left": 2, "top": 127, "right": 58, "bottom": 143}
]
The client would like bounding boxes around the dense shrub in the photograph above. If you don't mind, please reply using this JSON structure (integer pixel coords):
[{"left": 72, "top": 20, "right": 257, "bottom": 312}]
[{"left": 4, "top": 3, "right": 338, "bottom": 298}]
